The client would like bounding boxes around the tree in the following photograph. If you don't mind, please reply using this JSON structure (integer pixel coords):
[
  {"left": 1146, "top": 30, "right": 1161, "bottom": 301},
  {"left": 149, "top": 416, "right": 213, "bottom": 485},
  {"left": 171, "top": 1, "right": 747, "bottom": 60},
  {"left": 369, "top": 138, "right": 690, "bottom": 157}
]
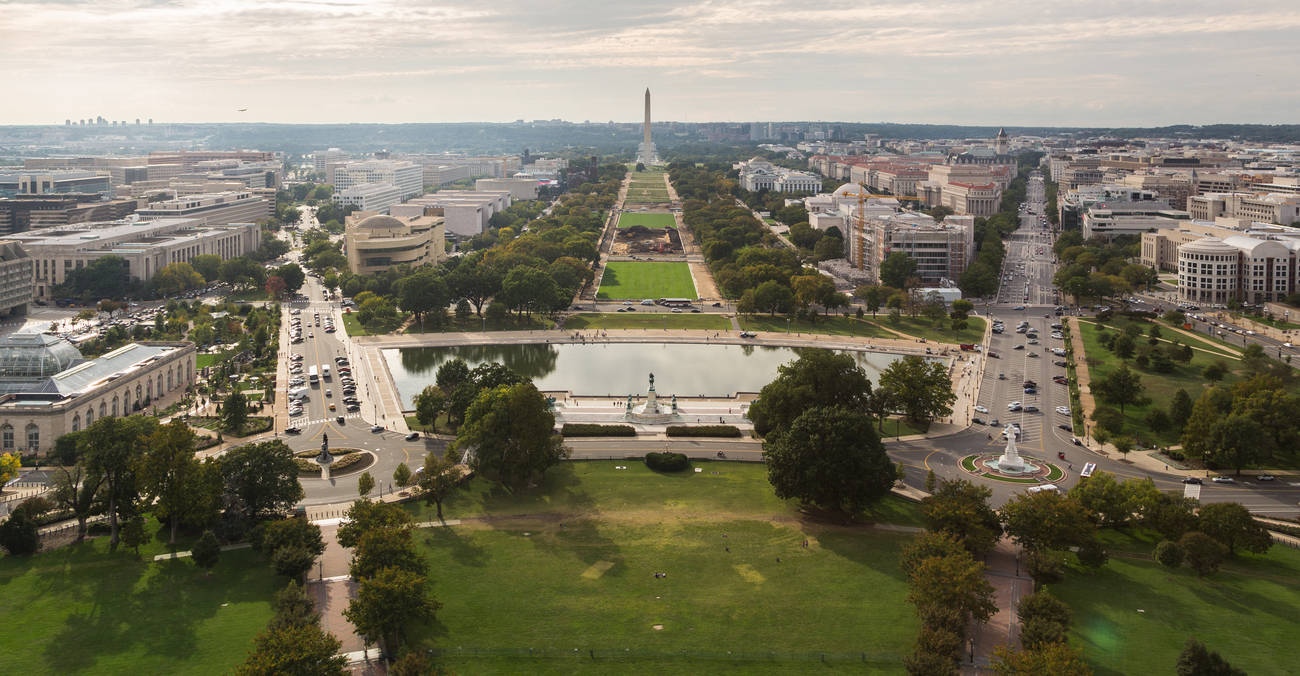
[
  {"left": 344, "top": 566, "right": 440, "bottom": 655},
  {"left": 880, "top": 252, "right": 918, "bottom": 289},
  {"left": 192, "top": 530, "right": 221, "bottom": 572},
  {"left": 1170, "top": 389, "right": 1194, "bottom": 427},
  {"left": 357, "top": 471, "right": 375, "bottom": 497},
  {"left": 856, "top": 284, "right": 886, "bottom": 317},
  {"left": 220, "top": 440, "right": 305, "bottom": 520},
  {"left": 921, "top": 479, "right": 1002, "bottom": 556},
  {"left": 763, "top": 407, "right": 895, "bottom": 516},
  {"left": 223, "top": 391, "right": 249, "bottom": 433},
  {"left": 268, "top": 580, "right": 319, "bottom": 631},
  {"left": 814, "top": 235, "right": 844, "bottom": 261},
  {"left": 752, "top": 280, "right": 794, "bottom": 316},
  {"left": 906, "top": 545, "right": 998, "bottom": 628},
  {"left": 1017, "top": 590, "right": 1071, "bottom": 649},
  {"left": 1176, "top": 638, "right": 1245, "bottom": 676},
  {"left": 413, "top": 385, "right": 446, "bottom": 432},
  {"left": 900, "top": 531, "right": 968, "bottom": 579},
  {"left": 0, "top": 509, "right": 39, "bottom": 556},
  {"left": 0, "top": 452, "right": 17, "bottom": 486},
  {"left": 1202, "top": 361, "right": 1228, "bottom": 382},
  {"left": 393, "top": 463, "right": 412, "bottom": 488},
  {"left": 121, "top": 515, "right": 147, "bottom": 555},
  {"left": 192, "top": 254, "right": 223, "bottom": 283},
  {"left": 454, "top": 382, "right": 567, "bottom": 491},
  {"left": 389, "top": 652, "right": 434, "bottom": 676},
  {"left": 219, "top": 257, "right": 267, "bottom": 288},
  {"left": 81, "top": 415, "right": 156, "bottom": 550},
  {"left": 878, "top": 355, "right": 956, "bottom": 424},
  {"left": 257, "top": 518, "right": 326, "bottom": 581},
  {"left": 435, "top": 358, "right": 471, "bottom": 392},
  {"left": 236, "top": 622, "right": 347, "bottom": 676},
  {"left": 1155, "top": 540, "right": 1185, "bottom": 568},
  {"left": 276, "top": 263, "right": 306, "bottom": 294},
  {"left": 1111, "top": 435, "right": 1134, "bottom": 460},
  {"left": 748, "top": 350, "right": 875, "bottom": 436},
  {"left": 1205, "top": 413, "right": 1268, "bottom": 476},
  {"left": 1000, "top": 491, "right": 1095, "bottom": 552},
  {"left": 417, "top": 452, "right": 464, "bottom": 522},
  {"left": 1179, "top": 531, "right": 1227, "bottom": 576},
  {"left": 337, "top": 500, "right": 412, "bottom": 549},
  {"left": 1068, "top": 470, "right": 1129, "bottom": 527},
  {"left": 51, "top": 465, "right": 103, "bottom": 542},
  {"left": 992, "top": 642, "right": 1092, "bottom": 676},
  {"left": 1112, "top": 333, "right": 1135, "bottom": 359},
  {"left": 1093, "top": 364, "right": 1144, "bottom": 413},
  {"left": 137, "top": 419, "right": 216, "bottom": 544},
  {"left": 790, "top": 273, "right": 836, "bottom": 313},
  {"left": 153, "top": 262, "right": 205, "bottom": 296},
  {"left": 1196, "top": 502, "right": 1271, "bottom": 556},
  {"left": 264, "top": 276, "right": 287, "bottom": 299},
  {"left": 349, "top": 528, "right": 426, "bottom": 581}
]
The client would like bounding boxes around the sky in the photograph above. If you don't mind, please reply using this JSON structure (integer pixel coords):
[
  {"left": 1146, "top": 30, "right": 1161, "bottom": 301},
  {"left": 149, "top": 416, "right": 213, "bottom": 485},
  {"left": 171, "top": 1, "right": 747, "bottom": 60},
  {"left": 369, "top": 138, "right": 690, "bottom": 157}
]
[{"left": 3, "top": 0, "right": 1300, "bottom": 127}]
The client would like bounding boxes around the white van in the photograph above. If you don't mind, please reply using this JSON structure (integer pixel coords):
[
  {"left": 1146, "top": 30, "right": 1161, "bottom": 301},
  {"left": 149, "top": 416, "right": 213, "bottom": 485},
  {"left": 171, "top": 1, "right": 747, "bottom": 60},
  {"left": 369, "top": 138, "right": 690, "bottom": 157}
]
[
  {"left": 1027, "top": 484, "right": 1060, "bottom": 494},
  {"left": 289, "top": 386, "right": 309, "bottom": 400}
]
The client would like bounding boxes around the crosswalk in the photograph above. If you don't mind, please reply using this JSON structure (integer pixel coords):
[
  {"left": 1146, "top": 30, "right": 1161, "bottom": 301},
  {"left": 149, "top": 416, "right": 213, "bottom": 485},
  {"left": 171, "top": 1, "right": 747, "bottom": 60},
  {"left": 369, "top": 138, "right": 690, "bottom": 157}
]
[{"left": 289, "top": 413, "right": 362, "bottom": 427}]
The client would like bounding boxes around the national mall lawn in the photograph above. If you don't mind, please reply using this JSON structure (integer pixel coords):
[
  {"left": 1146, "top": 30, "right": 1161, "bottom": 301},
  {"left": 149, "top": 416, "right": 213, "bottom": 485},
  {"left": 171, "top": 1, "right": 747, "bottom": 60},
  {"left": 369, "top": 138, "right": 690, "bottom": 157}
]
[
  {"left": 0, "top": 518, "right": 277, "bottom": 675},
  {"left": 402, "top": 461, "right": 922, "bottom": 674}
]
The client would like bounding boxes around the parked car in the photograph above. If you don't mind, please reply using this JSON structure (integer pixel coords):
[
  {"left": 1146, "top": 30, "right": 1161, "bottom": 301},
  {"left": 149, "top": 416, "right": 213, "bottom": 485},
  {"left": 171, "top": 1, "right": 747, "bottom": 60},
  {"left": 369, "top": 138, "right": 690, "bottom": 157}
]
[
  {"left": 974, "top": 405, "right": 989, "bottom": 413},
  {"left": 371, "top": 425, "right": 384, "bottom": 433},
  {"left": 1053, "top": 360, "right": 1068, "bottom": 367},
  {"left": 1211, "top": 476, "right": 1235, "bottom": 484},
  {"left": 1257, "top": 474, "right": 1276, "bottom": 481},
  {"left": 1182, "top": 477, "right": 1203, "bottom": 485},
  {"left": 405, "top": 432, "right": 420, "bottom": 441},
  {"left": 285, "top": 426, "right": 301, "bottom": 434}
]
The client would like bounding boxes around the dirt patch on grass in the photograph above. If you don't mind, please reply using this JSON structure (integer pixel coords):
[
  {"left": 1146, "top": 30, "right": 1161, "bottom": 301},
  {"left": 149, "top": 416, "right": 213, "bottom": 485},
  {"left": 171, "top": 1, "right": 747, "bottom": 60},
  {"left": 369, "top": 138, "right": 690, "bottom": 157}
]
[
  {"left": 581, "top": 560, "right": 615, "bottom": 580},
  {"left": 733, "top": 563, "right": 766, "bottom": 585}
]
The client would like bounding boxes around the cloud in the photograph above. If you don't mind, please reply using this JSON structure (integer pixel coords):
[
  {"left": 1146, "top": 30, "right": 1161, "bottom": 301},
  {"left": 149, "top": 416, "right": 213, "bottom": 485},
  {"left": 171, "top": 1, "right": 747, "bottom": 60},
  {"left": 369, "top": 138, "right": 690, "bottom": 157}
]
[{"left": 1, "top": 0, "right": 1298, "bottom": 125}]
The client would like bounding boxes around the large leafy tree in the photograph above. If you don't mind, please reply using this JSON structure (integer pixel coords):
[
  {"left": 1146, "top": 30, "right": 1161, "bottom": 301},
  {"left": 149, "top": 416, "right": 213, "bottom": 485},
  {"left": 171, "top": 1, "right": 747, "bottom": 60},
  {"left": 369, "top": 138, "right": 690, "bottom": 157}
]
[
  {"left": 1092, "top": 363, "right": 1145, "bottom": 413},
  {"left": 417, "top": 452, "right": 464, "bottom": 522},
  {"left": 81, "top": 415, "right": 156, "bottom": 550},
  {"left": 337, "top": 500, "right": 411, "bottom": 549},
  {"left": 921, "top": 479, "right": 1002, "bottom": 556},
  {"left": 344, "top": 566, "right": 440, "bottom": 656},
  {"left": 748, "top": 350, "right": 874, "bottom": 437},
  {"left": 222, "top": 391, "right": 249, "bottom": 434},
  {"left": 1196, "top": 502, "right": 1271, "bottom": 556},
  {"left": 880, "top": 251, "right": 918, "bottom": 289},
  {"left": 220, "top": 440, "right": 305, "bottom": 520},
  {"left": 454, "top": 382, "right": 567, "bottom": 491},
  {"left": 51, "top": 464, "right": 104, "bottom": 541},
  {"left": 878, "top": 355, "right": 956, "bottom": 424},
  {"left": 235, "top": 622, "right": 347, "bottom": 676},
  {"left": 763, "top": 407, "right": 894, "bottom": 516},
  {"left": 999, "top": 491, "right": 1095, "bottom": 553},
  {"left": 413, "top": 385, "right": 446, "bottom": 432},
  {"left": 137, "top": 420, "right": 221, "bottom": 544},
  {"left": 1175, "top": 638, "right": 1245, "bottom": 676},
  {"left": 992, "top": 642, "right": 1092, "bottom": 676},
  {"left": 153, "top": 262, "right": 204, "bottom": 296}
]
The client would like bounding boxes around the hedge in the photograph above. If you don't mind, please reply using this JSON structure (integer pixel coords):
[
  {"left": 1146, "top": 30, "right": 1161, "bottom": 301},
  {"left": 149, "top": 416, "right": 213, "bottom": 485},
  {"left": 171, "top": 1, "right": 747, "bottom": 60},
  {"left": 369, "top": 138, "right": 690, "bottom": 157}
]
[
  {"left": 666, "top": 425, "right": 742, "bottom": 438},
  {"left": 561, "top": 423, "right": 637, "bottom": 437},
  {"left": 644, "top": 451, "right": 690, "bottom": 472}
]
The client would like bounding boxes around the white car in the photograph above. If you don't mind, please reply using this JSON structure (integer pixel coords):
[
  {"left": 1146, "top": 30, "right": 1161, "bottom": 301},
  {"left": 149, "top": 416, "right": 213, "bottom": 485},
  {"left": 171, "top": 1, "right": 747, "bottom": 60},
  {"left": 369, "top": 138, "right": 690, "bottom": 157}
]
[
  {"left": 1007, "top": 401, "right": 1022, "bottom": 409},
  {"left": 974, "top": 405, "right": 989, "bottom": 414},
  {"left": 1056, "top": 406, "right": 1071, "bottom": 415}
]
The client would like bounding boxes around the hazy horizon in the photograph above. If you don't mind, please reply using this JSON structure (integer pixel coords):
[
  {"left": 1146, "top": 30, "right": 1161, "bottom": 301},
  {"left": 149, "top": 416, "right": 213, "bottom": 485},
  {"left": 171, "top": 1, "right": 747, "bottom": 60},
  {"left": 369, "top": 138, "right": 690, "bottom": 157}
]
[{"left": 4, "top": 0, "right": 1299, "bottom": 127}]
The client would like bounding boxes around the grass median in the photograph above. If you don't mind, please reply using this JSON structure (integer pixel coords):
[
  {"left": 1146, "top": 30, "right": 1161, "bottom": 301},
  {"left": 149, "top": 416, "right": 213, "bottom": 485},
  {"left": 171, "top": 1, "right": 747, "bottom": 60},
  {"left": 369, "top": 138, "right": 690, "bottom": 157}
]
[{"left": 597, "top": 262, "right": 697, "bottom": 300}]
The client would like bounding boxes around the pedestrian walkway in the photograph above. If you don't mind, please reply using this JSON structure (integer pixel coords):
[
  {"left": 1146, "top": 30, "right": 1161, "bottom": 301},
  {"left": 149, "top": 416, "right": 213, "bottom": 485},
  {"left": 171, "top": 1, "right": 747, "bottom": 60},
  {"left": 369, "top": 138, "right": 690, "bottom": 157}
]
[{"left": 967, "top": 537, "right": 1033, "bottom": 671}]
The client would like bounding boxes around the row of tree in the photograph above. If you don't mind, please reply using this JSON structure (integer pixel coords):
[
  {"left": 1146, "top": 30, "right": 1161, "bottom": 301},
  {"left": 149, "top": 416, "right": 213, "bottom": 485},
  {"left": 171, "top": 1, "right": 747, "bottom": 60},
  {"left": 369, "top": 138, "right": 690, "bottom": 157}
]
[{"left": 1052, "top": 231, "right": 1157, "bottom": 304}]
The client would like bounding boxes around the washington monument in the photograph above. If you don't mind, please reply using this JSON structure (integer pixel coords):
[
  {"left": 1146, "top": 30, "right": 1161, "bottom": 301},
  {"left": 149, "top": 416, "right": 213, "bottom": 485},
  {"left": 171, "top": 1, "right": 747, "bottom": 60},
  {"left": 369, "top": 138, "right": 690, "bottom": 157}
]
[{"left": 637, "top": 87, "right": 658, "bottom": 165}]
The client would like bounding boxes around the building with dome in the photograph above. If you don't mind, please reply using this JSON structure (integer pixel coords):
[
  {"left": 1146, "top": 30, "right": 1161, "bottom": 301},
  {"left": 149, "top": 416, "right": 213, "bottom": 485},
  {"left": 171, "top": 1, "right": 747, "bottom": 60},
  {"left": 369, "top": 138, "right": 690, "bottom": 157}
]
[
  {"left": 344, "top": 209, "right": 446, "bottom": 275},
  {"left": 0, "top": 334, "right": 195, "bottom": 455},
  {"left": 1175, "top": 235, "right": 1300, "bottom": 305}
]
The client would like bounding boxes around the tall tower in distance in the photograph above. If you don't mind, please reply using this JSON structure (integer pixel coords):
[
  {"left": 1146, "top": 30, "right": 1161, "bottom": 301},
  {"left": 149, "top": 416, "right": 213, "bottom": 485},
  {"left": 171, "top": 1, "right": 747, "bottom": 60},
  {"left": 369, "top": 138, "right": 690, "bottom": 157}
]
[{"left": 637, "top": 88, "right": 658, "bottom": 165}]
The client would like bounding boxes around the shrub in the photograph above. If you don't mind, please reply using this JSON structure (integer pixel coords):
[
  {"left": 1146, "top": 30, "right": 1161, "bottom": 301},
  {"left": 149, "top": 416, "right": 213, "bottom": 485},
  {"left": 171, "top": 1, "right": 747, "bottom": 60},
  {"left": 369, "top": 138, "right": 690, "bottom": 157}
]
[
  {"left": 1076, "top": 538, "right": 1109, "bottom": 569},
  {"left": 1155, "top": 540, "right": 1185, "bottom": 568},
  {"left": 1179, "top": 531, "right": 1227, "bottom": 577},
  {"left": 665, "top": 425, "right": 742, "bottom": 438},
  {"left": 1026, "top": 549, "right": 1066, "bottom": 587},
  {"left": 0, "top": 509, "right": 40, "bottom": 556},
  {"left": 644, "top": 451, "right": 690, "bottom": 472},
  {"left": 561, "top": 423, "right": 636, "bottom": 437}
]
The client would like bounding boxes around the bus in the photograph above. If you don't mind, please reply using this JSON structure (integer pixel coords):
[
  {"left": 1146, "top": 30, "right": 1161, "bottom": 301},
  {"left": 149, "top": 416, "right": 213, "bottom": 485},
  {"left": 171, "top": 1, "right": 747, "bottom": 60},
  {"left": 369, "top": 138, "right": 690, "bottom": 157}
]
[
  {"left": 308, "top": 365, "right": 319, "bottom": 384},
  {"left": 1026, "top": 484, "right": 1060, "bottom": 494},
  {"left": 1079, "top": 463, "right": 1097, "bottom": 479},
  {"left": 322, "top": 365, "right": 331, "bottom": 380},
  {"left": 657, "top": 298, "right": 695, "bottom": 308}
]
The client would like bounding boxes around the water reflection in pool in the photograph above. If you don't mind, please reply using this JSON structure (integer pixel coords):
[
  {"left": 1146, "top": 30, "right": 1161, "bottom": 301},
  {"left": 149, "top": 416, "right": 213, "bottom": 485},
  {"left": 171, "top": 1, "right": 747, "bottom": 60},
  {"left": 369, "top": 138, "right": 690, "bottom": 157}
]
[{"left": 383, "top": 342, "right": 911, "bottom": 409}]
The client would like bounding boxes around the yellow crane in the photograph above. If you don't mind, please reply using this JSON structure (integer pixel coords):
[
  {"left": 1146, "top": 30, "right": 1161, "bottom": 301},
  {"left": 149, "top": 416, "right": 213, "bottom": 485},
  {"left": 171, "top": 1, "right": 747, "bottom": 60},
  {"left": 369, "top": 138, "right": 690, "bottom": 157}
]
[{"left": 837, "top": 190, "right": 927, "bottom": 271}]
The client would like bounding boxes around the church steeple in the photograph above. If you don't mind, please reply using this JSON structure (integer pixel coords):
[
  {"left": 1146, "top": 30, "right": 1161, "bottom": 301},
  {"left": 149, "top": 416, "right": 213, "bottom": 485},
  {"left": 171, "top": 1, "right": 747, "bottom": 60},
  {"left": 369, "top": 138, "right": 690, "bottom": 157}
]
[{"left": 994, "top": 127, "right": 1009, "bottom": 155}]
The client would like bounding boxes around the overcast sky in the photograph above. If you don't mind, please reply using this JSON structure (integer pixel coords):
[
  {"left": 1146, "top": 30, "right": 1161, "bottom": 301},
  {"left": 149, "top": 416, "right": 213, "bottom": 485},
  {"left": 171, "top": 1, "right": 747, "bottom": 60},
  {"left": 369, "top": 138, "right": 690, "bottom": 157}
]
[{"left": 4, "top": 0, "right": 1299, "bottom": 127}]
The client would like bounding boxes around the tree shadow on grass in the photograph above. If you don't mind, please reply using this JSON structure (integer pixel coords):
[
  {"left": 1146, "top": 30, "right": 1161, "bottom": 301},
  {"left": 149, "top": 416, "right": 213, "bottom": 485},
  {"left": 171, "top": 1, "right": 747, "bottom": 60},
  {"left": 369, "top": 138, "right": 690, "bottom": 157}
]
[
  {"left": 422, "top": 526, "right": 489, "bottom": 568},
  {"left": 41, "top": 550, "right": 272, "bottom": 673}
]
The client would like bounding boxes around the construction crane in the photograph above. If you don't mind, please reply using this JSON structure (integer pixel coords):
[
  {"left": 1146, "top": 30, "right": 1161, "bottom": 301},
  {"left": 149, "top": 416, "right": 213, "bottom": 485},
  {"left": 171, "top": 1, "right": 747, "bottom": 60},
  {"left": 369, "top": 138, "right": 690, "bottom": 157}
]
[{"left": 837, "top": 190, "right": 927, "bottom": 272}]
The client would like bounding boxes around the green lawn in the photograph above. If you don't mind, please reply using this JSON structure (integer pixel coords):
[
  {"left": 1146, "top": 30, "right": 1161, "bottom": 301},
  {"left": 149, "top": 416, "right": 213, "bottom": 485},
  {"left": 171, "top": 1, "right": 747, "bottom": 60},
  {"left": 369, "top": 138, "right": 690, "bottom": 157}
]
[
  {"left": 1054, "top": 530, "right": 1300, "bottom": 676},
  {"left": 405, "top": 462, "right": 920, "bottom": 673},
  {"left": 405, "top": 313, "right": 549, "bottom": 333},
  {"left": 882, "top": 315, "right": 987, "bottom": 345},
  {"left": 740, "top": 315, "right": 898, "bottom": 339},
  {"left": 617, "top": 212, "right": 677, "bottom": 229},
  {"left": 340, "top": 311, "right": 369, "bottom": 336},
  {"left": 1076, "top": 318, "right": 1267, "bottom": 446},
  {"left": 0, "top": 520, "right": 278, "bottom": 675},
  {"left": 196, "top": 353, "right": 219, "bottom": 369},
  {"left": 597, "top": 262, "right": 697, "bottom": 300},
  {"left": 565, "top": 312, "right": 729, "bottom": 331}
]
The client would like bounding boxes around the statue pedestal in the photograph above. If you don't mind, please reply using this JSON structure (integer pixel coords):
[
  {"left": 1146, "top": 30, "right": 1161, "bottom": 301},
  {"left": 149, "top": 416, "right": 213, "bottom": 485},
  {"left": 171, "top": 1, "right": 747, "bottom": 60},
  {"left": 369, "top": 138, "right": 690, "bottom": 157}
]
[{"left": 319, "top": 463, "right": 331, "bottom": 480}]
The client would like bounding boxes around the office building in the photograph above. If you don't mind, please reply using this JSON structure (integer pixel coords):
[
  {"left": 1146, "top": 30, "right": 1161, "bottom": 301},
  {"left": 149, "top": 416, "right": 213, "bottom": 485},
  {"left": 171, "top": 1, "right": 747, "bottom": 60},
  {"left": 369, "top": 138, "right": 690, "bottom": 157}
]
[
  {"left": 344, "top": 210, "right": 446, "bottom": 275},
  {"left": 332, "top": 160, "right": 424, "bottom": 199},
  {"left": 405, "top": 191, "right": 511, "bottom": 237},
  {"left": 0, "top": 334, "right": 195, "bottom": 455},
  {"left": 0, "top": 195, "right": 142, "bottom": 235},
  {"left": 1187, "top": 192, "right": 1300, "bottom": 225},
  {"left": 847, "top": 210, "right": 975, "bottom": 285},
  {"left": 313, "top": 148, "right": 349, "bottom": 174},
  {"left": 13, "top": 218, "right": 260, "bottom": 299},
  {"left": 0, "top": 241, "right": 32, "bottom": 316},
  {"left": 0, "top": 171, "right": 111, "bottom": 199},
  {"left": 474, "top": 178, "right": 539, "bottom": 201},
  {"left": 135, "top": 191, "right": 272, "bottom": 226},
  {"left": 334, "top": 183, "right": 404, "bottom": 214},
  {"left": 1176, "top": 236, "right": 1299, "bottom": 305}
]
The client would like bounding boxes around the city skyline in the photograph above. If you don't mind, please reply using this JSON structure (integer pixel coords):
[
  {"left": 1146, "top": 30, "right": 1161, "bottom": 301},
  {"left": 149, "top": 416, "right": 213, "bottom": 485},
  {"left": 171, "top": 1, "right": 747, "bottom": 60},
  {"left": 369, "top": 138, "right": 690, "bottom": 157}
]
[{"left": 3, "top": 0, "right": 1299, "bottom": 127}]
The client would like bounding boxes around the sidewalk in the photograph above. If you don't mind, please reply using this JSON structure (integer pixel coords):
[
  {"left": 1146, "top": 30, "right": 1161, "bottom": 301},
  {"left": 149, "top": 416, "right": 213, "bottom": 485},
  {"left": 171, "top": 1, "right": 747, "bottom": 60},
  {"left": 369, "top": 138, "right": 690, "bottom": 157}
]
[{"left": 966, "top": 537, "right": 1033, "bottom": 672}]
